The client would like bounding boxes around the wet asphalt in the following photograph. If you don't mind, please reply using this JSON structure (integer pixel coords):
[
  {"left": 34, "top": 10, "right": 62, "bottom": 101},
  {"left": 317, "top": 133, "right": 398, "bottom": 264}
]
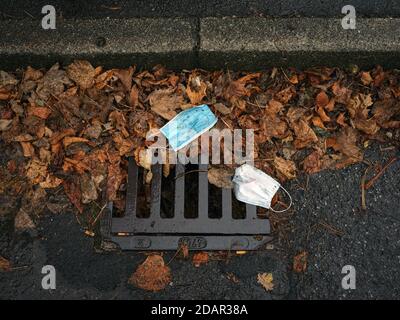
[{"left": 1, "top": 144, "right": 399, "bottom": 300}]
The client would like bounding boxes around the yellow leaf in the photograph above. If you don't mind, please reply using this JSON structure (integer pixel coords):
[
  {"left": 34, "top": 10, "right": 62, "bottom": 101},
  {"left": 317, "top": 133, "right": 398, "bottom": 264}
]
[{"left": 257, "top": 273, "right": 274, "bottom": 291}]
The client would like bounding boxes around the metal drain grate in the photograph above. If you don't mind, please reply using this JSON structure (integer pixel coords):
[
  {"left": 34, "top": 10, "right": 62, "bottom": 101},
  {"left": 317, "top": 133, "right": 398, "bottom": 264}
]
[{"left": 102, "top": 157, "right": 271, "bottom": 250}]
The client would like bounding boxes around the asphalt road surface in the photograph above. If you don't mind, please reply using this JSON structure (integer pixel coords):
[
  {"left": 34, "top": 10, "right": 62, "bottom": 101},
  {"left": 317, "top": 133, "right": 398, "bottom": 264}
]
[
  {"left": 1, "top": 0, "right": 399, "bottom": 20},
  {"left": 1, "top": 143, "right": 399, "bottom": 299}
]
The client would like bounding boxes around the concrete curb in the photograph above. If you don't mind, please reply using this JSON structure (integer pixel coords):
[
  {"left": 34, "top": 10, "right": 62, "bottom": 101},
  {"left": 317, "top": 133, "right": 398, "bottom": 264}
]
[
  {"left": 199, "top": 17, "right": 400, "bottom": 69},
  {"left": 1, "top": 17, "right": 400, "bottom": 70},
  {"left": 0, "top": 18, "right": 197, "bottom": 70}
]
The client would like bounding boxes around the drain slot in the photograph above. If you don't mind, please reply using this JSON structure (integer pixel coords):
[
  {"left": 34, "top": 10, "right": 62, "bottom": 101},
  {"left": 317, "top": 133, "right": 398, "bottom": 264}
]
[{"left": 104, "top": 157, "right": 271, "bottom": 250}]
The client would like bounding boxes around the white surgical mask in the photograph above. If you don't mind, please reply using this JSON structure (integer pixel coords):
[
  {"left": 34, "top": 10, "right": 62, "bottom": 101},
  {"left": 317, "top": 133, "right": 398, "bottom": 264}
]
[{"left": 232, "top": 164, "right": 292, "bottom": 212}]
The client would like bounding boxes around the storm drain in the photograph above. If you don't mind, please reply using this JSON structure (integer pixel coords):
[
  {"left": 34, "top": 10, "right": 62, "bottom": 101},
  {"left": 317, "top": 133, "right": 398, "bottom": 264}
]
[{"left": 102, "top": 157, "right": 271, "bottom": 250}]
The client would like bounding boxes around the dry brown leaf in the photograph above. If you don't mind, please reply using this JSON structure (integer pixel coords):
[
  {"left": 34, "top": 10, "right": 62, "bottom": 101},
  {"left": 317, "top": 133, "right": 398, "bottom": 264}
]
[
  {"left": 0, "top": 119, "right": 12, "bottom": 131},
  {"left": 316, "top": 106, "right": 330, "bottom": 122},
  {"left": 312, "top": 116, "right": 326, "bottom": 129},
  {"left": 129, "top": 85, "right": 139, "bottom": 108},
  {"left": 315, "top": 91, "right": 329, "bottom": 108},
  {"left": 192, "top": 252, "right": 209, "bottom": 267},
  {"left": 186, "top": 74, "right": 207, "bottom": 105},
  {"left": 128, "top": 255, "right": 171, "bottom": 291},
  {"left": 29, "top": 106, "right": 52, "bottom": 120},
  {"left": 109, "top": 110, "right": 129, "bottom": 137},
  {"left": 180, "top": 243, "right": 189, "bottom": 259},
  {"left": 208, "top": 167, "right": 234, "bottom": 189},
  {"left": 106, "top": 157, "right": 124, "bottom": 201},
  {"left": 347, "top": 93, "right": 373, "bottom": 118},
  {"left": 360, "top": 71, "right": 373, "bottom": 86},
  {"left": 331, "top": 127, "right": 363, "bottom": 169},
  {"left": 63, "top": 136, "right": 89, "bottom": 148},
  {"left": 274, "top": 156, "right": 297, "bottom": 179},
  {"left": 224, "top": 73, "right": 260, "bottom": 102},
  {"left": 49, "top": 128, "right": 76, "bottom": 145},
  {"left": 292, "top": 120, "right": 318, "bottom": 149},
  {"left": 331, "top": 82, "right": 352, "bottom": 104},
  {"left": 66, "top": 60, "right": 96, "bottom": 89},
  {"left": 257, "top": 273, "right": 274, "bottom": 291},
  {"left": 39, "top": 174, "right": 63, "bottom": 189},
  {"left": 148, "top": 88, "right": 184, "bottom": 120},
  {"left": 213, "top": 102, "right": 231, "bottom": 115},
  {"left": 115, "top": 66, "right": 135, "bottom": 91},
  {"left": 20, "top": 142, "right": 35, "bottom": 157},
  {"left": 336, "top": 112, "right": 347, "bottom": 127},
  {"left": 36, "top": 63, "right": 71, "bottom": 100},
  {"left": 293, "top": 251, "right": 308, "bottom": 273},
  {"left": 24, "top": 66, "right": 43, "bottom": 81},
  {"left": 0, "top": 256, "right": 11, "bottom": 272},
  {"left": 15, "top": 208, "right": 35, "bottom": 231},
  {"left": 63, "top": 179, "right": 83, "bottom": 213},
  {"left": 325, "top": 98, "right": 335, "bottom": 112},
  {"left": 303, "top": 150, "right": 323, "bottom": 174},
  {"left": 80, "top": 174, "right": 98, "bottom": 204}
]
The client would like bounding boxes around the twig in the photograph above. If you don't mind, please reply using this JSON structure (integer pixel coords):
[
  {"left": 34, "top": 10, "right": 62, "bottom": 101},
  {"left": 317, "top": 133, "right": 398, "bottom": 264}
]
[
  {"left": 174, "top": 169, "right": 208, "bottom": 181},
  {"left": 167, "top": 245, "right": 183, "bottom": 265},
  {"left": 91, "top": 203, "right": 108, "bottom": 226},
  {"left": 361, "top": 165, "right": 370, "bottom": 211},
  {"left": 318, "top": 221, "right": 344, "bottom": 237},
  {"left": 364, "top": 157, "right": 398, "bottom": 190}
]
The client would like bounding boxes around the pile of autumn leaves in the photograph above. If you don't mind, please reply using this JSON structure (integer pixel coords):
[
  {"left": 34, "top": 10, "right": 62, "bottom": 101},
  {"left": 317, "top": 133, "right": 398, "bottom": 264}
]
[{"left": 0, "top": 61, "right": 399, "bottom": 217}]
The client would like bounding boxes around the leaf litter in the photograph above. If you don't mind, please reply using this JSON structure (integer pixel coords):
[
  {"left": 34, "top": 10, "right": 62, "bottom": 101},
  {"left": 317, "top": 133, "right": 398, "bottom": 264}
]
[{"left": 1, "top": 62, "right": 400, "bottom": 290}]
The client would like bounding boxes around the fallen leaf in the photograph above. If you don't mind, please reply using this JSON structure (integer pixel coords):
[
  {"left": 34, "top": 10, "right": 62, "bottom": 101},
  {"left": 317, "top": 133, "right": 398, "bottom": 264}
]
[
  {"left": 312, "top": 116, "right": 326, "bottom": 129},
  {"left": 14, "top": 208, "right": 35, "bottom": 231},
  {"left": 292, "top": 120, "right": 318, "bottom": 149},
  {"left": 63, "top": 180, "right": 83, "bottom": 213},
  {"left": 80, "top": 173, "right": 98, "bottom": 204},
  {"left": 224, "top": 73, "right": 260, "bottom": 104},
  {"left": 186, "top": 74, "right": 207, "bottom": 104},
  {"left": 36, "top": 63, "right": 71, "bottom": 100},
  {"left": 331, "top": 82, "right": 352, "bottom": 104},
  {"left": 109, "top": 110, "right": 129, "bottom": 137},
  {"left": 128, "top": 255, "right": 171, "bottom": 291},
  {"left": 360, "top": 71, "right": 373, "bottom": 86},
  {"left": 39, "top": 174, "right": 63, "bottom": 189},
  {"left": 0, "top": 256, "right": 11, "bottom": 272},
  {"left": 336, "top": 112, "right": 347, "bottom": 127},
  {"left": 293, "top": 251, "right": 308, "bottom": 273},
  {"left": 213, "top": 102, "right": 231, "bottom": 115},
  {"left": 115, "top": 66, "right": 135, "bottom": 91},
  {"left": 63, "top": 136, "right": 89, "bottom": 148},
  {"left": 29, "top": 106, "right": 52, "bottom": 119},
  {"left": 148, "top": 88, "right": 184, "bottom": 120},
  {"left": 303, "top": 150, "right": 323, "bottom": 174},
  {"left": 180, "top": 243, "right": 189, "bottom": 259},
  {"left": 257, "top": 273, "right": 274, "bottom": 291},
  {"left": 129, "top": 85, "right": 140, "bottom": 108},
  {"left": 20, "top": 142, "right": 35, "bottom": 157},
  {"left": 192, "top": 252, "right": 209, "bottom": 267},
  {"left": 66, "top": 60, "right": 96, "bottom": 89},
  {"left": 106, "top": 158, "right": 124, "bottom": 201},
  {"left": 0, "top": 119, "right": 12, "bottom": 131},
  {"left": 274, "top": 156, "right": 297, "bottom": 179},
  {"left": 208, "top": 167, "right": 234, "bottom": 189},
  {"left": 316, "top": 106, "right": 330, "bottom": 122},
  {"left": 315, "top": 91, "right": 329, "bottom": 108}
]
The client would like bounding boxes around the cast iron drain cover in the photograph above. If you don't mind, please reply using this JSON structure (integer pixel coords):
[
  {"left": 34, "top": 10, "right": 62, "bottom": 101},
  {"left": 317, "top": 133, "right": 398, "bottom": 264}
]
[{"left": 102, "top": 157, "right": 271, "bottom": 250}]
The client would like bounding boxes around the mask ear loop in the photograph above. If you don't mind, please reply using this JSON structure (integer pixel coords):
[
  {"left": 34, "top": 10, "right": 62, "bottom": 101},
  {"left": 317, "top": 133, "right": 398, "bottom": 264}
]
[{"left": 269, "top": 186, "right": 292, "bottom": 213}]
